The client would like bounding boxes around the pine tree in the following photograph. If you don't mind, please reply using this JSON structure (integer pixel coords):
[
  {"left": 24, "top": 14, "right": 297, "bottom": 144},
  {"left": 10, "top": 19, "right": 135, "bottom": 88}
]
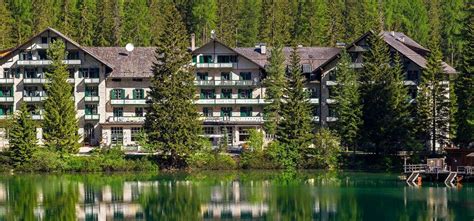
[
  {"left": 263, "top": 45, "right": 286, "bottom": 136},
  {"left": 58, "top": 0, "right": 80, "bottom": 38},
  {"left": 277, "top": 46, "right": 313, "bottom": 168},
  {"left": 77, "top": 0, "right": 97, "bottom": 46},
  {"left": 327, "top": 0, "right": 345, "bottom": 46},
  {"left": 149, "top": 0, "right": 168, "bottom": 46},
  {"left": 427, "top": 0, "right": 442, "bottom": 49},
  {"left": 144, "top": 4, "right": 202, "bottom": 168},
  {"left": 292, "top": 0, "right": 312, "bottom": 46},
  {"left": 454, "top": 3, "right": 474, "bottom": 148},
  {"left": 42, "top": 40, "right": 80, "bottom": 155},
  {"left": 237, "top": 0, "right": 259, "bottom": 47},
  {"left": 361, "top": 33, "right": 412, "bottom": 154},
  {"left": 93, "top": 0, "right": 111, "bottom": 46},
  {"left": 0, "top": 0, "right": 14, "bottom": 49},
  {"left": 308, "top": 0, "right": 330, "bottom": 46},
  {"left": 7, "top": 0, "right": 33, "bottom": 45},
  {"left": 122, "top": 0, "right": 151, "bottom": 46},
  {"left": 334, "top": 49, "right": 362, "bottom": 151},
  {"left": 191, "top": 0, "right": 217, "bottom": 45},
  {"left": 216, "top": 0, "right": 238, "bottom": 47},
  {"left": 31, "top": 0, "right": 57, "bottom": 34},
  {"left": 441, "top": 0, "right": 464, "bottom": 66},
  {"left": 8, "top": 104, "right": 38, "bottom": 166}
]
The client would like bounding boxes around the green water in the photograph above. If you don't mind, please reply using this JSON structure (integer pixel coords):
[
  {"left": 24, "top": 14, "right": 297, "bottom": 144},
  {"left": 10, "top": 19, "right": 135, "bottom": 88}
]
[{"left": 0, "top": 171, "right": 472, "bottom": 221}]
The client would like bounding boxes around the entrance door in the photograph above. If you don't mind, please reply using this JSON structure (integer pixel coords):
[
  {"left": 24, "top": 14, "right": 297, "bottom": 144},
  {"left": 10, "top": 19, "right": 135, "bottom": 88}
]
[{"left": 84, "top": 123, "right": 95, "bottom": 145}]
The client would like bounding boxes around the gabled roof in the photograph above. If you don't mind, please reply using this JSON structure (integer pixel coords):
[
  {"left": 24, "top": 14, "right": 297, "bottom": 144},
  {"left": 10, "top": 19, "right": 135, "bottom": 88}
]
[
  {"left": 320, "top": 30, "right": 457, "bottom": 74},
  {"left": 85, "top": 47, "right": 156, "bottom": 78},
  {"left": 0, "top": 27, "right": 114, "bottom": 69},
  {"left": 192, "top": 39, "right": 265, "bottom": 68}
]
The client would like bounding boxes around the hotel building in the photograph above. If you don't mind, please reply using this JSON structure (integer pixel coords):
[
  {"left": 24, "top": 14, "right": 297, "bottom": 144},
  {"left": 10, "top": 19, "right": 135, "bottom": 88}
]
[{"left": 0, "top": 28, "right": 456, "bottom": 150}]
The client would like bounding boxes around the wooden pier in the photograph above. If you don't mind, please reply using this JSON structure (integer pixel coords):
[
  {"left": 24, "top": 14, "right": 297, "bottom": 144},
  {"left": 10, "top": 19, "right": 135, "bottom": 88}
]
[{"left": 404, "top": 158, "right": 474, "bottom": 184}]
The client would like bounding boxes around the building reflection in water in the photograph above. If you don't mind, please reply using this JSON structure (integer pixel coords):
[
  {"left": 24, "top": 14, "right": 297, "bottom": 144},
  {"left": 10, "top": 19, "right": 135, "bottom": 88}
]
[{"left": 0, "top": 174, "right": 472, "bottom": 220}]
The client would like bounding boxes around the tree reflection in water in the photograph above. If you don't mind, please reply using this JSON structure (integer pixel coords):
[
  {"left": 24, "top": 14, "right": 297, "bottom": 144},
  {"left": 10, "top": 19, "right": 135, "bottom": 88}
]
[{"left": 0, "top": 171, "right": 472, "bottom": 221}]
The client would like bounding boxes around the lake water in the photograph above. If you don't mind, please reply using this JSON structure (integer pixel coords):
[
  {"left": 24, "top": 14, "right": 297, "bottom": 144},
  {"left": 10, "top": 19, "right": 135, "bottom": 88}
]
[{"left": 0, "top": 171, "right": 473, "bottom": 221}]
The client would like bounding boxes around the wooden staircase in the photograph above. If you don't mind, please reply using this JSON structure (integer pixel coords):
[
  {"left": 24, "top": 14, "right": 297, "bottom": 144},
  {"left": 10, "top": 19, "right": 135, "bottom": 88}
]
[
  {"left": 406, "top": 171, "right": 420, "bottom": 183},
  {"left": 445, "top": 172, "right": 457, "bottom": 184}
]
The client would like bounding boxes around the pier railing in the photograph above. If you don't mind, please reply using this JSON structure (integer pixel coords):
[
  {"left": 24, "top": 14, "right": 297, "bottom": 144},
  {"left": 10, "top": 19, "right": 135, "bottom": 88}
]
[
  {"left": 457, "top": 166, "right": 474, "bottom": 175},
  {"left": 404, "top": 164, "right": 427, "bottom": 173}
]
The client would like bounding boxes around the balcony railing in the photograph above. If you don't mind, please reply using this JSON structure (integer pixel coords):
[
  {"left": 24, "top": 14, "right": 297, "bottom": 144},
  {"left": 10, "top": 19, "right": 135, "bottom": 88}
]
[
  {"left": 107, "top": 116, "right": 145, "bottom": 123},
  {"left": 326, "top": 117, "right": 338, "bottom": 122},
  {"left": 31, "top": 115, "right": 43, "bottom": 120},
  {"left": 24, "top": 78, "right": 48, "bottom": 84},
  {"left": 84, "top": 96, "right": 100, "bottom": 102},
  {"left": 84, "top": 78, "right": 100, "bottom": 84},
  {"left": 196, "top": 98, "right": 267, "bottom": 105},
  {"left": 0, "top": 115, "right": 12, "bottom": 119},
  {"left": 202, "top": 116, "right": 264, "bottom": 123},
  {"left": 194, "top": 80, "right": 259, "bottom": 86},
  {"left": 85, "top": 114, "right": 100, "bottom": 120},
  {"left": 0, "top": 79, "right": 14, "bottom": 84},
  {"left": 309, "top": 98, "right": 319, "bottom": 104},
  {"left": 0, "top": 97, "right": 14, "bottom": 102},
  {"left": 17, "top": 59, "right": 82, "bottom": 66},
  {"left": 23, "top": 96, "right": 47, "bottom": 102},
  {"left": 195, "top": 63, "right": 234, "bottom": 68},
  {"left": 110, "top": 99, "right": 147, "bottom": 105}
]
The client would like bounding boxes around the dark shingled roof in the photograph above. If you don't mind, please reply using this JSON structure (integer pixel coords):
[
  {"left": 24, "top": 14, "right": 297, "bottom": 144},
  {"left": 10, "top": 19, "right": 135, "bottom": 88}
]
[
  {"left": 85, "top": 47, "right": 157, "bottom": 78},
  {"left": 234, "top": 47, "right": 341, "bottom": 71},
  {"left": 381, "top": 31, "right": 456, "bottom": 74}
]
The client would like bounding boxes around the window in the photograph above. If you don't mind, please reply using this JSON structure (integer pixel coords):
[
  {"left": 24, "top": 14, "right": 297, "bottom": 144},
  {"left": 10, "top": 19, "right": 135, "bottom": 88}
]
[
  {"left": 27, "top": 105, "right": 40, "bottom": 115},
  {"left": 313, "top": 105, "right": 321, "bottom": 117},
  {"left": 111, "top": 89, "right": 125, "bottom": 99},
  {"left": 408, "top": 87, "right": 417, "bottom": 99},
  {"left": 200, "top": 89, "right": 215, "bottom": 99},
  {"left": 202, "top": 107, "right": 212, "bottom": 117},
  {"left": 41, "top": 37, "right": 48, "bottom": 44},
  {"left": 131, "top": 127, "right": 141, "bottom": 142},
  {"left": 328, "top": 106, "right": 337, "bottom": 117},
  {"left": 111, "top": 127, "right": 123, "bottom": 145},
  {"left": 50, "top": 37, "right": 57, "bottom": 42},
  {"left": 133, "top": 89, "right": 145, "bottom": 99},
  {"left": 135, "top": 107, "right": 144, "bottom": 117},
  {"left": 38, "top": 50, "right": 47, "bottom": 60},
  {"left": 240, "top": 107, "right": 252, "bottom": 117},
  {"left": 239, "top": 127, "right": 251, "bottom": 142},
  {"left": 67, "top": 51, "right": 80, "bottom": 60},
  {"left": 196, "top": 72, "right": 208, "bottom": 80},
  {"left": 84, "top": 123, "right": 95, "bottom": 144},
  {"left": 0, "top": 105, "right": 13, "bottom": 116},
  {"left": 238, "top": 89, "right": 252, "bottom": 99},
  {"left": 221, "top": 89, "right": 232, "bottom": 99},
  {"left": 132, "top": 78, "right": 142, "bottom": 82},
  {"left": 24, "top": 86, "right": 43, "bottom": 97},
  {"left": 203, "top": 127, "right": 214, "bottom": 135},
  {"left": 0, "top": 86, "right": 12, "bottom": 97},
  {"left": 406, "top": 70, "right": 419, "bottom": 81},
  {"left": 80, "top": 68, "right": 100, "bottom": 78},
  {"left": 25, "top": 68, "right": 40, "bottom": 78},
  {"left": 2, "top": 68, "right": 11, "bottom": 78},
  {"left": 221, "top": 72, "right": 231, "bottom": 81},
  {"left": 328, "top": 69, "right": 337, "bottom": 81},
  {"left": 239, "top": 72, "right": 251, "bottom": 80},
  {"left": 199, "top": 55, "right": 212, "bottom": 63},
  {"left": 113, "top": 107, "right": 123, "bottom": 117},
  {"left": 20, "top": 51, "right": 32, "bottom": 60},
  {"left": 327, "top": 86, "right": 334, "bottom": 98},
  {"left": 85, "top": 104, "right": 98, "bottom": 115},
  {"left": 112, "top": 78, "right": 121, "bottom": 82},
  {"left": 308, "top": 87, "right": 320, "bottom": 98},
  {"left": 221, "top": 107, "right": 232, "bottom": 117},
  {"left": 85, "top": 86, "right": 98, "bottom": 96},
  {"left": 217, "top": 55, "right": 237, "bottom": 63}
]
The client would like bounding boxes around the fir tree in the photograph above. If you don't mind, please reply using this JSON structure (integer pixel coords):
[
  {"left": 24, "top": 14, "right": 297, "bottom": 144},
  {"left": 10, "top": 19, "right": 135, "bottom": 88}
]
[
  {"left": 77, "top": 0, "right": 97, "bottom": 46},
  {"left": 0, "top": 0, "right": 14, "bottom": 49},
  {"left": 327, "top": 0, "right": 345, "bottom": 46},
  {"left": 144, "top": 4, "right": 202, "bottom": 168},
  {"left": 216, "top": 0, "right": 238, "bottom": 47},
  {"left": 58, "top": 0, "right": 80, "bottom": 38},
  {"left": 334, "top": 49, "right": 362, "bottom": 151},
  {"left": 122, "top": 0, "right": 151, "bottom": 46},
  {"left": 308, "top": 0, "right": 330, "bottom": 46},
  {"left": 191, "top": 0, "right": 217, "bottom": 45},
  {"left": 7, "top": 0, "right": 33, "bottom": 44},
  {"left": 454, "top": 4, "right": 474, "bottom": 148},
  {"left": 263, "top": 45, "right": 286, "bottom": 136},
  {"left": 277, "top": 46, "right": 313, "bottom": 168},
  {"left": 8, "top": 104, "right": 38, "bottom": 166},
  {"left": 292, "top": 0, "right": 312, "bottom": 45},
  {"left": 441, "top": 0, "right": 464, "bottom": 66},
  {"left": 42, "top": 40, "right": 80, "bottom": 155},
  {"left": 149, "top": 0, "right": 168, "bottom": 46},
  {"left": 31, "top": 0, "right": 57, "bottom": 34},
  {"left": 237, "top": 0, "right": 259, "bottom": 47}
]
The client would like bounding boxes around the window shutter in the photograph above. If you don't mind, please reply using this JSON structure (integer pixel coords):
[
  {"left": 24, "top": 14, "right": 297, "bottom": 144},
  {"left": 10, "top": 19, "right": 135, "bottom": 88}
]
[
  {"left": 11, "top": 86, "right": 14, "bottom": 96},
  {"left": 121, "top": 89, "right": 125, "bottom": 99},
  {"left": 0, "top": 108, "right": 3, "bottom": 116},
  {"left": 132, "top": 89, "right": 136, "bottom": 99},
  {"left": 199, "top": 56, "right": 204, "bottom": 63},
  {"left": 192, "top": 56, "right": 197, "bottom": 63},
  {"left": 140, "top": 89, "right": 144, "bottom": 98},
  {"left": 111, "top": 89, "right": 116, "bottom": 99}
]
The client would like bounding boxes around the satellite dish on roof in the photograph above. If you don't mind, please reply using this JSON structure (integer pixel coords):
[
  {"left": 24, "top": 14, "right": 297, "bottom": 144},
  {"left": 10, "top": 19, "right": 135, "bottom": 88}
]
[{"left": 125, "top": 43, "right": 134, "bottom": 52}]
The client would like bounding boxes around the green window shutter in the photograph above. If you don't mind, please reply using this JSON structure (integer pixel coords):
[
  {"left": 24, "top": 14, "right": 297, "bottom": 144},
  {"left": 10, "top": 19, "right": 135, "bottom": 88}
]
[
  {"left": 192, "top": 56, "right": 197, "bottom": 63},
  {"left": 121, "top": 89, "right": 125, "bottom": 99},
  {"left": 238, "top": 89, "right": 241, "bottom": 99},
  {"left": 199, "top": 56, "right": 204, "bottom": 63},
  {"left": 140, "top": 89, "right": 144, "bottom": 98},
  {"left": 133, "top": 89, "right": 136, "bottom": 99},
  {"left": 10, "top": 86, "right": 13, "bottom": 96},
  {"left": 111, "top": 89, "right": 116, "bottom": 99},
  {"left": 0, "top": 90, "right": 3, "bottom": 97},
  {"left": 0, "top": 108, "right": 3, "bottom": 116},
  {"left": 200, "top": 90, "right": 204, "bottom": 99},
  {"left": 85, "top": 107, "right": 91, "bottom": 115}
]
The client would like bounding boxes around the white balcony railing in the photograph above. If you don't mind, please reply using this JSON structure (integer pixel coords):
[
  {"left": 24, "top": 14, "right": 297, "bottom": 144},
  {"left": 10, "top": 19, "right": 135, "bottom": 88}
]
[
  {"left": 0, "top": 78, "right": 14, "bottom": 84},
  {"left": 24, "top": 78, "right": 49, "bottom": 84},
  {"left": 84, "top": 96, "right": 100, "bottom": 102},
  {"left": 195, "top": 99, "right": 267, "bottom": 105},
  {"left": 84, "top": 78, "right": 100, "bottom": 84},
  {"left": 309, "top": 98, "right": 319, "bottom": 104},
  {"left": 85, "top": 114, "right": 100, "bottom": 120},
  {"left": 194, "top": 80, "right": 259, "bottom": 86},
  {"left": 326, "top": 117, "right": 338, "bottom": 122},
  {"left": 0, "top": 97, "right": 14, "bottom": 102},
  {"left": 195, "top": 63, "right": 234, "bottom": 68},
  {"left": 107, "top": 116, "right": 145, "bottom": 123},
  {"left": 326, "top": 98, "right": 337, "bottom": 104},
  {"left": 110, "top": 99, "right": 147, "bottom": 105},
  {"left": 31, "top": 115, "right": 43, "bottom": 120},
  {"left": 17, "top": 59, "right": 82, "bottom": 66},
  {"left": 23, "top": 96, "right": 47, "bottom": 102},
  {"left": 202, "top": 116, "right": 264, "bottom": 123}
]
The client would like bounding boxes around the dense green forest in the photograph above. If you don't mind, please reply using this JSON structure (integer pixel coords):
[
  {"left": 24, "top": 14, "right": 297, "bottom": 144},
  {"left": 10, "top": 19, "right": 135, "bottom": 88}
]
[{"left": 0, "top": 0, "right": 466, "bottom": 67}]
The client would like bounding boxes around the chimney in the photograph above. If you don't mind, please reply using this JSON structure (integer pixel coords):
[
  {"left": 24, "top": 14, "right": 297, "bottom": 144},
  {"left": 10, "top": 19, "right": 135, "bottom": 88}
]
[
  {"left": 260, "top": 43, "right": 266, "bottom": 55},
  {"left": 336, "top": 42, "right": 346, "bottom": 48},
  {"left": 191, "top": 33, "right": 195, "bottom": 51},
  {"left": 390, "top": 31, "right": 395, "bottom": 37}
]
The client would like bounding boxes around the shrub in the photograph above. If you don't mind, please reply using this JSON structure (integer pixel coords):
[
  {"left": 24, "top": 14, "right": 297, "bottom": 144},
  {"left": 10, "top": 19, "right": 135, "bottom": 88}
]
[
  {"left": 240, "top": 150, "right": 280, "bottom": 169},
  {"left": 308, "top": 128, "right": 342, "bottom": 170},
  {"left": 187, "top": 151, "right": 237, "bottom": 170},
  {"left": 17, "top": 148, "right": 65, "bottom": 172},
  {"left": 245, "top": 129, "right": 264, "bottom": 151}
]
